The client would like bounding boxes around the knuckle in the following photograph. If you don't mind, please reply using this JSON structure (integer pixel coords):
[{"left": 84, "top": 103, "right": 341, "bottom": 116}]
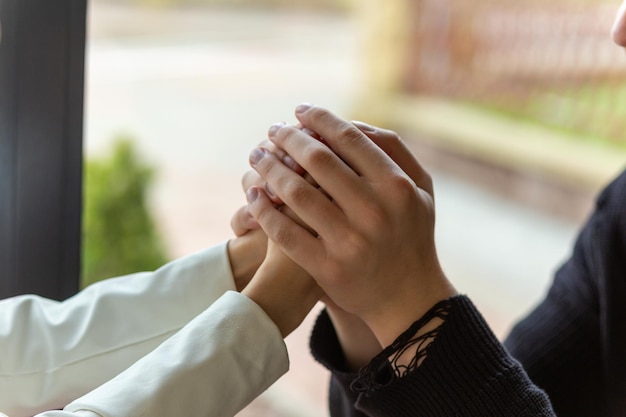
[
  {"left": 272, "top": 146, "right": 286, "bottom": 160},
  {"left": 336, "top": 124, "right": 366, "bottom": 148},
  {"left": 388, "top": 174, "right": 427, "bottom": 210},
  {"left": 391, "top": 174, "right": 418, "bottom": 195},
  {"left": 274, "top": 125, "right": 299, "bottom": 147},
  {"left": 371, "top": 174, "right": 421, "bottom": 215},
  {"left": 409, "top": 167, "right": 433, "bottom": 197},
  {"left": 387, "top": 130, "right": 403, "bottom": 144},
  {"left": 304, "top": 146, "right": 334, "bottom": 169},
  {"left": 378, "top": 126, "right": 400, "bottom": 138},
  {"left": 309, "top": 106, "right": 332, "bottom": 126},
  {"left": 283, "top": 181, "right": 311, "bottom": 206},
  {"left": 271, "top": 225, "right": 296, "bottom": 250},
  {"left": 253, "top": 151, "right": 281, "bottom": 180}
]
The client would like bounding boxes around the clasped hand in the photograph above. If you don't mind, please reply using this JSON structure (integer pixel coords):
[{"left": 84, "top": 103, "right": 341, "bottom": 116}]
[{"left": 240, "top": 104, "right": 456, "bottom": 348}]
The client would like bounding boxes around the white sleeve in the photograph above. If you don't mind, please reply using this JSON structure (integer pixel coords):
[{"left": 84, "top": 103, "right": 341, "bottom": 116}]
[
  {"left": 49, "top": 291, "right": 289, "bottom": 417},
  {"left": 0, "top": 241, "right": 235, "bottom": 417}
]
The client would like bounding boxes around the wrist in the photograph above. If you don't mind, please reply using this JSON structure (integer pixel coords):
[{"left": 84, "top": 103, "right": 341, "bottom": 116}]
[
  {"left": 227, "top": 230, "right": 267, "bottom": 291},
  {"left": 325, "top": 303, "right": 382, "bottom": 370},
  {"left": 243, "top": 249, "right": 323, "bottom": 338},
  {"left": 365, "top": 273, "right": 457, "bottom": 348}
]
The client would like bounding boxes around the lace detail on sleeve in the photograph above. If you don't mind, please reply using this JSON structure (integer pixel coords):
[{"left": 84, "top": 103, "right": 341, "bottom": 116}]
[{"left": 350, "top": 299, "right": 453, "bottom": 395}]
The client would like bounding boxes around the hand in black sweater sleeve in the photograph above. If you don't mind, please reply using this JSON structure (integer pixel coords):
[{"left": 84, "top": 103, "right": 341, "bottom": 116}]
[{"left": 311, "top": 296, "right": 555, "bottom": 417}]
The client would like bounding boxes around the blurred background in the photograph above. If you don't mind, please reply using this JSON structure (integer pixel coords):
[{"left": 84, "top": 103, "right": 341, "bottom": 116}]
[{"left": 83, "top": 0, "right": 626, "bottom": 415}]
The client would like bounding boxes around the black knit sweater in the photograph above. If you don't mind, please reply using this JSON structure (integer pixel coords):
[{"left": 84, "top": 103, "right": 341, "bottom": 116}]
[
  {"left": 311, "top": 296, "right": 555, "bottom": 416},
  {"left": 505, "top": 168, "right": 626, "bottom": 417}
]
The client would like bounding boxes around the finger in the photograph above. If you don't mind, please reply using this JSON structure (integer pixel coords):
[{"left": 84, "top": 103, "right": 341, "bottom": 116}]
[
  {"left": 260, "top": 133, "right": 304, "bottom": 175},
  {"left": 267, "top": 125, "right": 367, "bottom": 211},
  {"left": 242, "top": 169, "right": 284, "bottom": 205},
  {"left": 246, "top": 186, "right": 325, "bottom": 276},
  {"left": 249, "top": 146, "right": 347, "bottom": 240},
  {"left": 270, "top": 131, "right": 318, "bottom": 188},
  {"left": 242, "top": 170, "right": 263, "bottom": 192},
  {"left": 352, "top": 121, "right": 433, "bottom": 196},
  {"left": 260, "top": 127, "right": 317, "bottom": 181},
  {"left": 230, "top": 205, "right": 260, "bottom": 236},
  {"left": 293, "top": 104, "right": 398, "bottom": 179},
  {"left": 280, "top": 205, "right": 316, "bottom": 236}
]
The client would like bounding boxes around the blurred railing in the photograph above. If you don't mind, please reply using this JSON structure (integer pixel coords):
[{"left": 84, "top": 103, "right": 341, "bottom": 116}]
[{"left": 401, "top": 0, "right": 626, "bottom": 147}]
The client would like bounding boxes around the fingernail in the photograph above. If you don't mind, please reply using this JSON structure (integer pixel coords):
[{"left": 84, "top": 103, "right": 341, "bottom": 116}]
[
  {"left": 249, "top": 147, "right": 265, "bottom": 165},
  {"left": 246, "top": 187, "right": 259, "bottom": 203},
  {"left": 268, "top": 122, "right": 285, "bottom": 137},
  {"left": 352, "top": 120, "right": 376, "bottom": 132},
  {"left": 295, "top": 103, "right": 313, "bottom": 114}
]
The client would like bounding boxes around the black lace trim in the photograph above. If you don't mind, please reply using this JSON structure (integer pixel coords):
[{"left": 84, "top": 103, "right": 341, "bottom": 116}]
[{"left": 350, "top": 298, "right": 453, "bottom": 395}]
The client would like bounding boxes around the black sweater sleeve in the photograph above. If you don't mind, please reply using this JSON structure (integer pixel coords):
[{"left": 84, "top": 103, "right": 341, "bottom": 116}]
[{"left": 311, "top": 296, "right": 555, "bottom": 417}]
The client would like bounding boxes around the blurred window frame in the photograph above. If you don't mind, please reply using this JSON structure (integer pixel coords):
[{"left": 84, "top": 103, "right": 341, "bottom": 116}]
[{"left": 0, "top": 0, "right": 86, "bottom": 300}]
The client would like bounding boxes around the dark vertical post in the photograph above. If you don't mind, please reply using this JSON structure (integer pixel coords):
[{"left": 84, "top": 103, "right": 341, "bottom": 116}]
[{"left": 0, "top": 0, "right": 86, "bottom": 300}]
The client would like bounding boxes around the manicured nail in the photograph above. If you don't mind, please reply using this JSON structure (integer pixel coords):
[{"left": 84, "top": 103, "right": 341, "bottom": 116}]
[
  {"left": 249, "top": 148, "right": 265, "bottom": 165},
  {"left": 246, "top": 187, "right": 259, "bottom": 203},
  {"left": 295, "top": 103, "right": 313, "bottom": 114},
  {"left": 352, "top": 120, "right": 376, "bottom": 132},
  {"left": 268, "top": 122, "right": 285, "bottom": 137}
]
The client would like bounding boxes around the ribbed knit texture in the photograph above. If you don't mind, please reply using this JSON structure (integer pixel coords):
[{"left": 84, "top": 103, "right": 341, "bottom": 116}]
[
  {"left": 506, "top": 167, "right": 626, "bottom": 417},
  {"left": 311, "top": 296, "right": 555, "bottom": 417}
]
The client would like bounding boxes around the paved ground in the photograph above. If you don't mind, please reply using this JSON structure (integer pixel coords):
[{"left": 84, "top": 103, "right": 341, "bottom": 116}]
[{"left": 86, "top": 3, "right": 584, "bottom": 415}]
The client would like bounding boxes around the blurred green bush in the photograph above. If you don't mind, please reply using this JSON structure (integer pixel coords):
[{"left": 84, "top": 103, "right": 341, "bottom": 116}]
[{"left": 82, "top": 137, "right": 169, "bottom": 288}]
